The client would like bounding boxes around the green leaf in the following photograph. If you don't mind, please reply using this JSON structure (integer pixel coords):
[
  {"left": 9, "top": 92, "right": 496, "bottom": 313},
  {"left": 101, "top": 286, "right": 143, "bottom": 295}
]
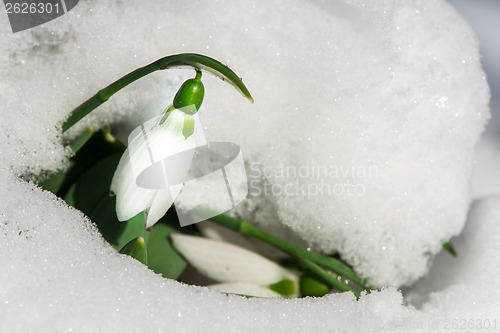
[
  {"left": 64, "top": 152, "right": 139, "bottom": 248},
  {"left": 40, "top": 127, "right": 117, "bottom": 196},
  {"left": 64, "top": 153, "right": 122, "bottom": 213},
  {"left": 87, "top": 195, "right": 126, "bottom": 247},
  {"left": 68, "top": 127, "right": 94, "bottom": 154},
  {"left": 146, "top": 222, "right": 187, "bottom": 279},
  {"left": 39, "top": 167, "right": 72, "bottom": 194},
  {"left": 120, "top": 237, "right": 148, "bottom": 265},
  {"left": 54, "top": 128, "right": 126, "bottom": 198},
  {"left": 85, "top": 192, "right": 149, "bottom": 251},
  {"left": 443, "top": 241, "right": 457, "bottom": 257},
  {"left": 114, "top": 213, "right": 150, "bottom": 250}
]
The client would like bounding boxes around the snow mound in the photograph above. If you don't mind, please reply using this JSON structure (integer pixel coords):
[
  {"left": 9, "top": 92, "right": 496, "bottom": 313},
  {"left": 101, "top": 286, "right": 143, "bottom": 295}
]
[{"left": 1, "top": 0, "right": 489, "bottom": 288}]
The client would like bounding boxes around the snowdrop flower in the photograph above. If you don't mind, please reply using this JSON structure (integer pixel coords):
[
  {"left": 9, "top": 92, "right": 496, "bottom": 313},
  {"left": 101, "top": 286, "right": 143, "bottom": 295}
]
[
  {"left": 110, "top": 70, "right": 206, "bottom": 229},
  {"left": 171, "top": 234, "right": 299, "bottom": 297}
]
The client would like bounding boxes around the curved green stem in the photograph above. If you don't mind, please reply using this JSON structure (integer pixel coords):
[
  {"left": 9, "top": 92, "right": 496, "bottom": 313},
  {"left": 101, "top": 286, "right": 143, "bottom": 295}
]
[
  {"left": 301, "top": 258, "right": 360, "bottom": 298},
  {"left": 62, "top": 53, "right": 254, "bottom": 133},
  {"left": 208, "top": 212, "right": 370, "bottom": 295}
]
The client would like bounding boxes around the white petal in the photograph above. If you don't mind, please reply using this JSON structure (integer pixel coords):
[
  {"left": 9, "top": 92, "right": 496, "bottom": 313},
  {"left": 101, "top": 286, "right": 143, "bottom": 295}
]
[
  {"left": 171, "top": 234, "right": 298, "bottom": 285},
  {"left": 111, "top": 109, "right": 207, "bottom": 224},
  {"left": 110, "top": 111, "right": 189, "bottom": 221},
  {"left": 146, "top": 125, "right": 185, "bottom": 163},
  {"left": 111, "top": 150, "right": 156, "bottom": 221},
  {"left": 197, "top": 221, "right": 260, "bottom": 252},
  {"left": 144, "top": 188, "right": 174, "bottom": 228},
  {"left": 208, "top": 283, "right": 281, "bottom": 298},
  {"left": 197, "top": 222, "right": 288, "bottom": 260},
  {"left": 161, "top": 109, "right": 185, "bottom": 136}
]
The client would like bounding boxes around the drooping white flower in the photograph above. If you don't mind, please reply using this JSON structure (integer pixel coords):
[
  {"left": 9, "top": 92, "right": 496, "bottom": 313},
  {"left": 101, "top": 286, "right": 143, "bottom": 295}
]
[
  {"left": 110, "top": 108, "right": 205, "bottom": 229},
  {"left": 171, "top": 233, "right": 299, "bottom": 297}
]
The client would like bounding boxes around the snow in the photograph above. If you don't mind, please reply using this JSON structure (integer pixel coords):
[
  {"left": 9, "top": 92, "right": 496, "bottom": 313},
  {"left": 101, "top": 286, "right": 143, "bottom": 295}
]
[
  {"left": 449, "top": 0, "right": 500, "bottom": 199},
  {"left": 449, "top": 0, "right": 500, "bottom": 134},
  {"left": 2, "top": 185, "right": 500, "bottom": 331},
  {"left": 0, "top": 0, "right": 498, "bottom": 331}
]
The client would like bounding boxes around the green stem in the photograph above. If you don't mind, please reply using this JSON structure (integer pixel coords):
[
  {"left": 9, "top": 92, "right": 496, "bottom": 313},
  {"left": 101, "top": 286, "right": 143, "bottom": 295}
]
[
  {"left": 62, "top": 53, "right": 254, "bottom": 133},
  {"left": 209, "top": 213, "right": 369, "bottom": 293},
  {"left": 301, "top": 258, "right": 360, "bottom": 298}
]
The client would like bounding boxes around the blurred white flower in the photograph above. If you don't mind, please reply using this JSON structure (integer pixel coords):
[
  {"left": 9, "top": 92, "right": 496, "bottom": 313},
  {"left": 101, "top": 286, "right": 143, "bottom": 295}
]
[
  {"left": 110, "top": 108, "right": 204, "bottom": 229},
  {"left": 171, "top": 233, "right": 299, "bottom": 297}
]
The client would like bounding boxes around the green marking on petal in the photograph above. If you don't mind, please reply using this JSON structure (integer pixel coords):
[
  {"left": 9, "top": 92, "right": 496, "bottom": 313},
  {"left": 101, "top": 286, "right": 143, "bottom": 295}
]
[
  {"left": 182, "top": 115, "right": 196, "bottom": 139},
  {"left": 268, "top": 279, "right": 296, "bottom": 297}
]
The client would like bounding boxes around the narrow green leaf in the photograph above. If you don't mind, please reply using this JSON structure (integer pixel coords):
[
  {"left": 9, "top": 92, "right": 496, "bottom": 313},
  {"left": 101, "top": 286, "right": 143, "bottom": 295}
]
[
  {"left": 146, "top": 223, "right": 187, "bottom": 279},
  {"left": 301, "top": 258, "right": 359, "bottom": 298},
  {"left": 102, "top": 125, "right": 127, "bottom": 151},
  {"left": 63, "top": 53, "right": 253, "bottom": 132},
  {"left": 443, "top": 241, "right": 457, "bottom": 257},
  {"left": 86, "top": 194, "right": 149, "bottom": 251},
  {"left": 68, "top": 127, "right": 94, "bottom": 154},
  {"left": 120, "top": 237, "right": 148, "bottom": 265}
]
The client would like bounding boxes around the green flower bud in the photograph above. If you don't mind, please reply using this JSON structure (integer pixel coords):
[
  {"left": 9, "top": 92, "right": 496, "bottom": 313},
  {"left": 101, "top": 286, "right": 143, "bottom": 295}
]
[
  {"left": 299, "top": 273, "right": 330, "bottom": 297},
  {"left": 173, "top": 69, "right": 205, "bottom": 114}
]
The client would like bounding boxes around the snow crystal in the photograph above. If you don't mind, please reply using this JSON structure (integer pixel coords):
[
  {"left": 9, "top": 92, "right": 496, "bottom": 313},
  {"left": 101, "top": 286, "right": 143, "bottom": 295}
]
[{"left": 0, "top": 0, "right": 496, "bottom": 331}]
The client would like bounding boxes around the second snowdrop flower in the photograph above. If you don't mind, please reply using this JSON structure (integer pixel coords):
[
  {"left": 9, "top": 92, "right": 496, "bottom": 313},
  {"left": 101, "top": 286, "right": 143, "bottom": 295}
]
[{"left": 171, "top": 233, "right": 299, "bottom": 297}]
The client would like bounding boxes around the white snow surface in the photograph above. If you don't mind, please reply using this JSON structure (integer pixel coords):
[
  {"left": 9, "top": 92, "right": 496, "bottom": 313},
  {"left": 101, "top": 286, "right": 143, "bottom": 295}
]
[{"left": 0, "top": 0, "right": 497, "bottom": 331}]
